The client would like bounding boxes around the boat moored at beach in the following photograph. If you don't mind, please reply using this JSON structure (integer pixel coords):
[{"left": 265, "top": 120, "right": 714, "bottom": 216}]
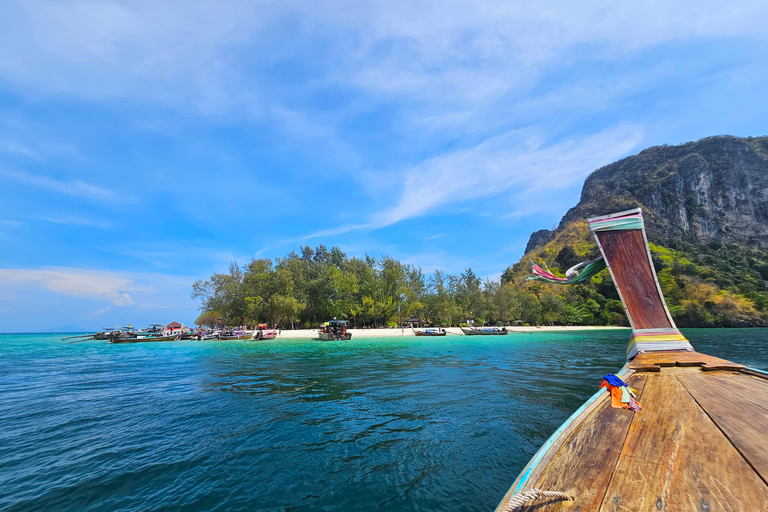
[
  {"left": 414, "top": 328, "right": 447, "bottom": 336},
  {"left": 461, "top": 326, "right": 508, "bottom": 335},
  {"left": 318, "top": 320, "right": 352, "bottom": 341},
  {"left": 251, "top": 329, "right": 277, "bottom": 340},
  {"left": 495, "top": 208, "right": 768, "bottom": 511},
  {"left": 217, "top": 330, "right": 252, "bottom": 340},
  {"left": 108, "top": 333, "right": 181, "bottom": 343}
]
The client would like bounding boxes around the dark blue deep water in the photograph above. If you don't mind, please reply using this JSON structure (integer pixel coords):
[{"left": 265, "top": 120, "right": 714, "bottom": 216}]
[{"left": 1, "top": 329, "right": 766, "bottom": 512}]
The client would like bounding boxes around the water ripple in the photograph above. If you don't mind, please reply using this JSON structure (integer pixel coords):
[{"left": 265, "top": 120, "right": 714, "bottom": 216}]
[{"left": 0, "top": 329, "right": 765, "bottom": 511}]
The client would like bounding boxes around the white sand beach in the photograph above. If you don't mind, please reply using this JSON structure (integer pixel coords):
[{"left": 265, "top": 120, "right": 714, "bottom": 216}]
[{"left": 274, "top": 325, "right": 629, "bottom": 339}]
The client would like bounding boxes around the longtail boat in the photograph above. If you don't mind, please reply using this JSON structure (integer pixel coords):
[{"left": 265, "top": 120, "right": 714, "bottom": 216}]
[
  {"left": 318, "top": 320, "right": 352, "bottom": 341},
  {"left": 461, "top": 326, "right": 508, "bottom": 335},
  {"left": 251, "top": 329, "right": 277, "bottom": 340},
  {"left": 108, "top": 333, "right": 181, "bottom": 343},
  {"left": 414, "top": 328, "right": 447, "bottom": 336},
  {"left": 217, "top": 331, "right": 252, "bottom": 340},
  {"left": 496, "top": 208, "right": 768, "bottom": 511}
]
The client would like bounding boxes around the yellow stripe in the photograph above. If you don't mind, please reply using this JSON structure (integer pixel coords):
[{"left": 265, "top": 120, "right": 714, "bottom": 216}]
[
  {"left": 630, "top": 334, "right": 688, "bottom": 343},
  {"left": 626, "top": 333, "right": 691, "bottom": 355}
]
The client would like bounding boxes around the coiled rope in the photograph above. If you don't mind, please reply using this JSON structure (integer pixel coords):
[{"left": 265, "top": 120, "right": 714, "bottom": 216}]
[{"left": 497, "top": 488, "right": 574, "bottom": 512}]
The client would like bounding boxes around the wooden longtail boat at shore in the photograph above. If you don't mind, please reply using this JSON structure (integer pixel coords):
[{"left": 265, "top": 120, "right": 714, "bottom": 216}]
[
  {"left": 251, "top": 329, "right": 277, "bottom": 340},
  {"left": 318, "top": 320, "right": 352, "bottom": 341},
  {"left": 414, "top": 328, "right": 447, "bottom": 336},
  {"left": 496, "top": 208, "right": 768, "bottom": 511},
  {"left": 217, "top": 332, "right": 252, "bottom": 340},
  {"left": 108, "top": 334, "right": 181, "bottom": 343},
  {"left": 461, "top": 326, "right": 508, "bottom": 335}
]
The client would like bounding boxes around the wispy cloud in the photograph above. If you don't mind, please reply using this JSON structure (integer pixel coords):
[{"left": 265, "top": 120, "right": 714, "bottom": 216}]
[
  {"left": 1, "top": 169, "right": 119, "bottom": 201},
  {"left": 113, "top": 292, "right": 133, "bottom": 306},
  {"left": 0, "top": 140, "right": 40, "bottom": 160},
  {"left": 39, "top": 214, "right": 113, "bottom": 228},
  {"left": 3, "top": 1, "right": 766, "bottom": 118},
  {"left": 373, "top": 123, "right": 644, "bottom": 226},
  {"left": 0, "top": 267, "right": 200, "bottom": 331},
  {"left": 423, "top": 234, "right": 442, "bottom": 240},
  {"left": 304, "top": 123, "right": 644, "bottom": 237},
  {"left": 0, "top": 268, "right": 146, "bottom": 305}
]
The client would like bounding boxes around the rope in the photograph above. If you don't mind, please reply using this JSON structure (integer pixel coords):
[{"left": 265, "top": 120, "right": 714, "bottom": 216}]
[{"left": 498, "top": 488, "right": 574, "bottom": 512}]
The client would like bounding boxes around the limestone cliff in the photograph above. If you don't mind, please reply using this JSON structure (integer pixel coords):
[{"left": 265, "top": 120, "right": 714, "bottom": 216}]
[
  {"left": 514, "top": 135, "right": 768, "bottom": 327},
  {"left": 526, "top": 135, "right": 768, "bottom": 252}
]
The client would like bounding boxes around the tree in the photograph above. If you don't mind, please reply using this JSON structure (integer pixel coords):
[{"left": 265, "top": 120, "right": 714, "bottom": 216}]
[{"left": 195, "top": 311, "right": 224, "bottom": 328}]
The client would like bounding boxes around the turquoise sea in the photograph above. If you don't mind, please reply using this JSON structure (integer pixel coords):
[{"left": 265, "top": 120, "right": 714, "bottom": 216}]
[{"left": 1, "top": 329, "right": 766, "bottom": 512}]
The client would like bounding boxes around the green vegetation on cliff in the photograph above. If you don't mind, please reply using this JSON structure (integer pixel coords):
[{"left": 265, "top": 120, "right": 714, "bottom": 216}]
[
  {"left": 503, "top": 220, "right": 768, "bottom": 328},
  {"left": 510, "top": 136, "right": 768, "bottom": 327}
]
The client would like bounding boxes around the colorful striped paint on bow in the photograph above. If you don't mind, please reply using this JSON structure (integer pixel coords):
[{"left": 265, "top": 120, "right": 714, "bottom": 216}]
[
  {"left": 588, "top": 213, "right": 644, "bottom": 232},
  {"left": 627, "top": 328, "right": 693, "bottom": 358}
]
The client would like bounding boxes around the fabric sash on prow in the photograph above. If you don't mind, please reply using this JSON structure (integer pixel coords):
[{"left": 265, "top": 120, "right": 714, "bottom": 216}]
[{"left": 588, "top": 208, "right": 693, "bottom": 359}]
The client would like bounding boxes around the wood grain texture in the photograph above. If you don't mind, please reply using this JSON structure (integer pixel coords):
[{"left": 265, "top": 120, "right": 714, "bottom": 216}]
[
  {"left": 678, "top": 373, "right": 768, "bottom": 484},
  {"left": 629, "top": 351, "right": 744, "bottom": 371},
  {"left": 518, "top": 375, "right": 648, "bottom": 512},
  {"left": 497, "top": 372, "right": 637, "bottom": 509},
  {"left": 692, "top": 373, "right": 768, "bottom": 413},
  {"left": 741, "top": 368, "right": 768, "bottom": 380},
  {"left": 598, "top": 374, "right": 768, "bottom": 511},
  {"left": 596, "top": 230, "right": 672, "bottom": 330}
]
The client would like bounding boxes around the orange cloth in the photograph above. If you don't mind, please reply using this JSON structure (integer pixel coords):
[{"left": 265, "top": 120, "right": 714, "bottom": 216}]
[{"left": 600, "top": 380, "right": 642, "bottom": 410}]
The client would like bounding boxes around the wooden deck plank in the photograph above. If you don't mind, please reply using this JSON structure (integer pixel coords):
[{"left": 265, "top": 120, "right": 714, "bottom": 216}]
[
  {"left": 500, "top": 372, "right": 639, "bottom": 507},
  {"left": 598, "top": 374, "right": 768, "bottom": 511},
  {"left": 699, "top": 373, "right": 768, "bottom": 412},
  {"left": 518, "top": 374, "right": 648, "bottom": 511},
  {"left": 679, "top": 373, "right": 768, "bottom": 483},
  {"left": 629, "top": 352, "right": 745, "bottom": 371}
]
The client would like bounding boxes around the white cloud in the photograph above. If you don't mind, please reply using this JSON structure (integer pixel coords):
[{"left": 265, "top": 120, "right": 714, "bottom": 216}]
[
  {"left": 0, "top": 267, "right": 192, "bottom": 306},
  {"left": 39, "top": 215, "right": 113, "bottom": 228},
  {"left": 0, "top": 0, "right": 271, "bottom": 113},
  {"left": 0, "top": 140, "right": 40, "bottom": 159},
  {"left": 0, "top": 169, "right": 119, "bottom": 201},
  {"left": 376, "top": 123, "right": 644, "bottom": 226},
  {"left": 113, "top": 292, "right": 133, "bottom": 307},
  {"left": 0, "top": 268, "right": 143, "bottom": 302},
  {"left": 0, "top": 267, "right": 200, "bottom": 331},
  {"left": 299, "top": 123, "right": 642, "bottom": 237},
  {"left": 1, "top": 0, "right": 766, "bottom": 118}
]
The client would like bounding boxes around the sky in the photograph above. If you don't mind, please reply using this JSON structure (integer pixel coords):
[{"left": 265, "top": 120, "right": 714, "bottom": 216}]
[{"left": 1, "top": 1, "right": 767, "bottom": 331}]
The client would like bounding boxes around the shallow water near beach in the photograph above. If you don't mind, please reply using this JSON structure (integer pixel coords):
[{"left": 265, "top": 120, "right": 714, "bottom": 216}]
[{"left": 1, "top": 328, "right": 766, "bottom": 512}]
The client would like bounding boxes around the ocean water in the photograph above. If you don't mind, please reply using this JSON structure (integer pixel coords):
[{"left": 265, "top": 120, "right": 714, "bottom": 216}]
[{"left": 1, "top": 328, "right": 766, "bottom": 512}]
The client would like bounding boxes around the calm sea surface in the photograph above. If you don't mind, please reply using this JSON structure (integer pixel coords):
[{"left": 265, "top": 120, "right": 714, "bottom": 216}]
[{"left": 1, "top": 328, "right": 766, "bottom": 512}]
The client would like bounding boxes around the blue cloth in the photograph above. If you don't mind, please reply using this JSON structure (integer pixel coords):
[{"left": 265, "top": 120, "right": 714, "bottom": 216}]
[{"left": 603, "top": 374, "right": 628, "bottom": 387}]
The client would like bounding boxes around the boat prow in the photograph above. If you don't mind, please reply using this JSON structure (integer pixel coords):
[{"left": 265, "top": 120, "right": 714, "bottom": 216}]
[{"left": 496, "top": 209, "right": 768, "bottom": 511}]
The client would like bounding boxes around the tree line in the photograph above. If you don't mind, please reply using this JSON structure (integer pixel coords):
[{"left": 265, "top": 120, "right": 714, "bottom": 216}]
[{"left": 191, "top": 244, "right": 615, "bottom": 329}]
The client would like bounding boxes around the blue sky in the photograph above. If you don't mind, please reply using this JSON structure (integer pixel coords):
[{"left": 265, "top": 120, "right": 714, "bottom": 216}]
[{"left": 1, "top": 1, "right": 767, "bottom": 331}]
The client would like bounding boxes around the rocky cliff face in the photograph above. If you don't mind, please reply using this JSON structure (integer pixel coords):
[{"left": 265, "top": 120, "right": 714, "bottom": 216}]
[{"left": 526, "top": 136, "right": 768, "bottom": 252}]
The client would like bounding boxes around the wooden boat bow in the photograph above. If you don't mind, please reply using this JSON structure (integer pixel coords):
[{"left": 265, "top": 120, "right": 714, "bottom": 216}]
[{"left": 496, "top": 209, "right": 768, "bottom": 511}]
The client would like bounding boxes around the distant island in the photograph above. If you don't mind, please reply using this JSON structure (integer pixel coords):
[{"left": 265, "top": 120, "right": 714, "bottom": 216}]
[{"left": 193, "top": 136, "right": 768, "bottom": 329}]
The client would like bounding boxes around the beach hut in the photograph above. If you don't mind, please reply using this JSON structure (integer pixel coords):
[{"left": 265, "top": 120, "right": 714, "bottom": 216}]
[{"left": 404, "top": 316, "right": 423, "bottom": 327}]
